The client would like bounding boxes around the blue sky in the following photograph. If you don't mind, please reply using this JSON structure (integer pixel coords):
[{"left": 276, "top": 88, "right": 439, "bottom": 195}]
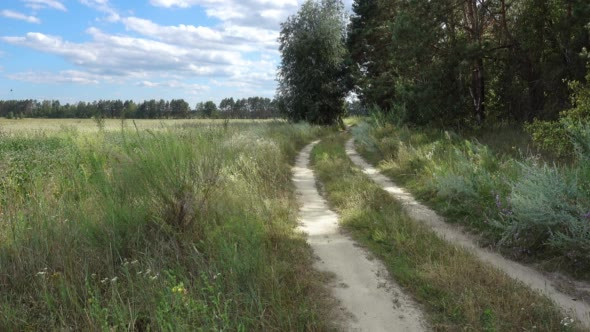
[{"left": 0, "top": 0, "right": 352, "bottom": 106}]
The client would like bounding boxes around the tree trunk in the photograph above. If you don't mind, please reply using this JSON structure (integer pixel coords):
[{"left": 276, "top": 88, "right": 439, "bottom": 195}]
[
  {"left": 465, "top": 0, "right": 485, "bottom": 124},
  {"left": 472, "top": 57, "right": 485, "bottom": 124}
]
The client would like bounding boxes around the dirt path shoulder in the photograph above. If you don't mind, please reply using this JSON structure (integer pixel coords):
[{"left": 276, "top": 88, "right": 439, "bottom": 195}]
[{"left": 345, "top": 138, "right": 590, "bottom": 328}]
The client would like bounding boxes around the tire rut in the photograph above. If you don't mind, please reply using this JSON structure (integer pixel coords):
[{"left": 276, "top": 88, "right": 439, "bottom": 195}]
[
  {"left": 294, "top": 141, "right": 427, "bottom": 332},
  {"left": 345, "top": 138, "right": 590, "bottom": 328}
]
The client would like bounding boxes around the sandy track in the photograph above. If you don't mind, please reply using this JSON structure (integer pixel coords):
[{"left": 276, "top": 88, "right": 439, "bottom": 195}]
[
  {"left": 345, "top": 138, "right": 590, "bottom": 327},
  {"left": 293, "top": 141, "right": 426, "bottom": 332}
]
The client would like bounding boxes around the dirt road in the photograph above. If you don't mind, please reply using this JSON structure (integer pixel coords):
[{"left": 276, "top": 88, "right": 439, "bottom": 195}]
[
  {"left": 293, "top": 141, "right": 427, "bottom": 331},
  {"left": 345, "top": 138, "right": 590, "bottom": 328}
]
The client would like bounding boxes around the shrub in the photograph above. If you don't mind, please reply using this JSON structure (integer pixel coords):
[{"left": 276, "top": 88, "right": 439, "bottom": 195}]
[
  {"left": 526, "top": 62, "right": 590, "bottom": 158},
  {"left": 353, "top": 118, "right": 590, "bottom": 270},
  {"left": 495, "top": 162, "right": 590, "bottom": 261}
]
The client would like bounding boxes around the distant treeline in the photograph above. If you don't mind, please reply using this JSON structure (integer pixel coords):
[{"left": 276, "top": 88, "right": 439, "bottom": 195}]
[{"left": 0, "top": 96, "right": 281, "bottom": 119}]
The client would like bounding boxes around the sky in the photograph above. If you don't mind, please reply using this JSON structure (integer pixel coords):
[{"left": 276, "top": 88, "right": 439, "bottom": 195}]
[{"left": 0, "top": 0, "right": 352, "bottom": 106}]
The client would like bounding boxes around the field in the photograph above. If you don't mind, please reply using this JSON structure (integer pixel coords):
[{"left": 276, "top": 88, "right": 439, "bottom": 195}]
[
  {"left": 0, "top": 118, "right": 333, "bottom": 330},
  {"left": 1, "top": 117, "right": 586, "bottom": 330},
  {"left": 0, "top": 118, "right": 277, "bottom": 133}
]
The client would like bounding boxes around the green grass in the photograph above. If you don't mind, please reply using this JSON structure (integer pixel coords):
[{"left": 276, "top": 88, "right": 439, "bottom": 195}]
[
  {"left": 310, "top": 132, "right": 579, "bottom": 331},
  {"left": 0, "top": 121, "right": 335, "bottom": 330},
  {"left": 351, "top": 120, "right": 590, "bottom": 280}
]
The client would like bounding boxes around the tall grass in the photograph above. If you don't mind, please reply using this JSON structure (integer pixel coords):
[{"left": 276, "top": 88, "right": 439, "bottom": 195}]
[
  {"left": 311, "top": 133, "right": 575, "bottom": 331},
  {"left": 352, "top": 119, "right": 590, "bottom": 279},
  {"left": 0, "top": 122, "right": 333, "bottom": 330}
]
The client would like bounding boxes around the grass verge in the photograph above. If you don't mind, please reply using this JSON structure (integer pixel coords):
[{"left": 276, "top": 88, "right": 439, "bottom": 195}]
[
  {"left": 0, "top": 122, "right": 334, "bottom": 330},
  {"left": 311, "top": 132, "right": 579, "bottom": 331},
  {"left": 351, "top": 120, "right": 590, "bottom": 281}
]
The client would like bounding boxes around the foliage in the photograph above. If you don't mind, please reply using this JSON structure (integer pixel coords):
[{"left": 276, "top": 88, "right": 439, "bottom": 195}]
[
  {"left": 218, "top": 97, "right": 280, "bottom": 119},
  {"left": 195, "top": 100, "right": 219, "bottom": 118},
  {"left": 496, "top": 162, "right": 590, "bottom": 261},
  {"left": 353, "top": 119, "right": 590, "bottom": 278},
  {"left": 526, "top": 60, "right": 590, "bottom": 158},
  {"left": 347, "top": 0, "right": 590, "bottom": 126},
  {"left": 0, "top": 97, "right": 280, "bottom": 120},
  {"left": 0, "top": 122, "right": 333, "bottom": 330},
  {"left": 310, "top": 133, "right": 571, "bottom": 331},
  {"left": 278, "top": 0, "right": 349, "bottom": 125}
]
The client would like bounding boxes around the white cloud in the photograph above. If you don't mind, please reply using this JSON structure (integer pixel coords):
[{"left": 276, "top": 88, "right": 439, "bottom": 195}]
[
  {"left": 1, "top": 29, "right": 241, "bottom": 77},
  {"left": 22, "top": 0, "right": 67, "bottom": 11},
  {"left": 79, "top": 0, "right": 120, "bottom": 21},
  {"left": 149, "top": 0, "right": 299, "bottom": 29},
  {"left": 7, "top": 70, "right": 106, "bottom": 84},
  {"left": 121, "top": 17, "right": 278, "bottom": 52},
  {"left": 0, "top": 0, "right": 353, "bottom": 101},
  {"left": 1, "top": 9, "right": 41, "bottom": 24},
  {"left": 136, "top": 80, "right": 209, "bottom": 92}
]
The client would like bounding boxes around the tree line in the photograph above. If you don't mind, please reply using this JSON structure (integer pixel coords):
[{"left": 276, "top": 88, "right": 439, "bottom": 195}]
[
  {"left": 278, "top": 0, "right": 590, "bottom": 127},
  {"left": 0, "top": 97, "right": 281, "bottom": 119}
]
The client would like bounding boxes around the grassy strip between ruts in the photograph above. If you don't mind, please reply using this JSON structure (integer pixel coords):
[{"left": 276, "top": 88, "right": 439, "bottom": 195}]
[
  {"left": 310, "top": 132, "right": 579, "bottom": 331},
  {"left": 0, "top": 121, "right": 335, "bottom": 330}
]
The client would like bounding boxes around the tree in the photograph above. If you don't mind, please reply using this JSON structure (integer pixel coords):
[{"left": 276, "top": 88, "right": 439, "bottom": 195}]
[
  {"left": 197, "top": 101, "right": 218, "bottom": 118},
  {"left": 348, "top": 0, "right": 590, "bottom": 127},
  {"left": 170, "top": 99, "right": 190, "bottom": 118},
  {"left": 219, "top": 97, "right": 236, "bottom": 117},
  {"left": 278, "top": 0, "right": 348, "bottom": 126}
]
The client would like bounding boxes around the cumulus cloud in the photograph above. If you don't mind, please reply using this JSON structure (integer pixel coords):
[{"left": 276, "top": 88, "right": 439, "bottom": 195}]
[
  {"left": 150, "top": 0, "right": 298, "bottom": 29},
  {"left": 1, "top": 29, "right": 241, "bottom": 77},
  {"left": 121, "top": 17, "right": 278, "bottom": 52},
  {"left": 22, "top": 0, "right": 67, "bottom": 11},
  {"left": 1, "top": 25, "right": 277, "bottom": 96},
  {"left": 1, "top": 9, "right": 41, "bottom": 23},
  {"left": 1, "top": 0, "right": 352, "bottom": 100},
  {"left": 148, "top": 0, "right": 353, "bottom": 29}
]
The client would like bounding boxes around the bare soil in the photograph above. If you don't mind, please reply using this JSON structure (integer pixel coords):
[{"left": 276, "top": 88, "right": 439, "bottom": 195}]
[{"left": 293, "top": 141, "right": 427, "bottom": 331}]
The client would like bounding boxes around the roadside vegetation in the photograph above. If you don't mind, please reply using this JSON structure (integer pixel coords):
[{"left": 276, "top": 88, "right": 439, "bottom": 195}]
[
  {"left": 0, "top": 121, "right": 334, "bottom": 330},
  {"left": 311, "top": 132, "right": 580, "bottom": 331},
  {"left": 351, "top": 116, "right": 590, "bottom": 281}
]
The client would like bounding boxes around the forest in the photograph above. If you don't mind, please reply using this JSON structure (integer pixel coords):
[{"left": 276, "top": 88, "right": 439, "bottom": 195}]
[
  {"left": 279, "top": 0, "right": 589, "bottom": 129},
  {"left": 347, "top": 0, "right": 590, "bottom": 127}
]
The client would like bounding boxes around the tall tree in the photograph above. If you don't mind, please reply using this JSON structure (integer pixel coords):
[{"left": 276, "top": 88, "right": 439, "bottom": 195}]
[{"left": 278, "top": 0, "right": 349, "bottom": 125}]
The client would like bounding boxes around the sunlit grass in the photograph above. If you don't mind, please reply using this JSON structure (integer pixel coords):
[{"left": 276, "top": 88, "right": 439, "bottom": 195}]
[
  {"left": 0, "top": 117, "right": 281, "bottom": 133},
  {"left": 0, "top": 121, "right": 333, "bottom": 330},
  {"left": 311, "top": 132, "right": 579, "bottom": 331},
  {"left": 351, "top": 119, "right": 590, "bottom": 280}
]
